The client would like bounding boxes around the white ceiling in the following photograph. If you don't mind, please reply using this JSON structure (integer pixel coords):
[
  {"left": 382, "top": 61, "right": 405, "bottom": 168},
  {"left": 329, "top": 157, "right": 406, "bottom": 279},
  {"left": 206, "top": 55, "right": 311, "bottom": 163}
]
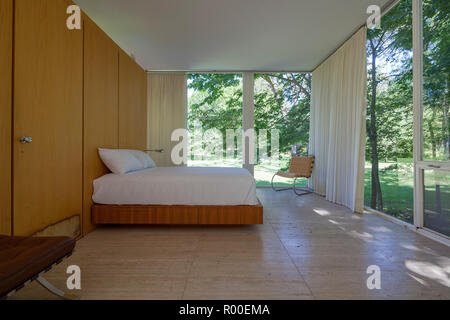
[{"left": 74, "top": 0, "right": 391, "bottom": 72}]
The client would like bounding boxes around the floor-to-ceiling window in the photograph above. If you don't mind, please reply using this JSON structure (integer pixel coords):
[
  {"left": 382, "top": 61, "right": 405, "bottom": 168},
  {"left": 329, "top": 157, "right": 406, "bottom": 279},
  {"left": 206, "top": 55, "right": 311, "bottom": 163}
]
[
  {"left": 187, "top": 73, "right": 243, "bottom": 167},
  {"left": 420, "top": 0, "right": 449, "bottom": 236},
  {"left": 254, "top": 73, "right": 311, "bottom": 187},
  {"left": 422, "top": 0, "right": 449, "bottom": 162},
  {"left": 365, "top": 0, "right": 414, "bottom": 223},
  {"left": 186, "top": 72, "right": 311, "bottom": 189},
  {"left": 184, "top": 1, "right": 447, "bottom": 240},
  {"left": 364, "top": 0, "right": 449, "bottom": 240}
]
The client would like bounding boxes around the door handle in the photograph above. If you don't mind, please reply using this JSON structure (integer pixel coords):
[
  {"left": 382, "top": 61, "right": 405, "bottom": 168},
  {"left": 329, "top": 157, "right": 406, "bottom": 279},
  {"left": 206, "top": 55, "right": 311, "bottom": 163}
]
[{"left": 19, "top": 136, "right": 33, "bottom": 144}]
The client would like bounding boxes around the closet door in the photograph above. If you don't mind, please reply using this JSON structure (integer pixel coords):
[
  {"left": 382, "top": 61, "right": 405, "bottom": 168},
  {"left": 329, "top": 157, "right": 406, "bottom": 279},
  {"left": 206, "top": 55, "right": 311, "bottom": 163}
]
[
  {"left": 118, "top": 50, "right": 148, "bottom": 150},
  {"left": 83, "top": 17, "right": 119, "bottom": 235},
  {"left": 0, "top": 0, "right": 13, "bottom": 235},
  {"left": 13, "top": 0, "right": 83, "bottom": 236}
]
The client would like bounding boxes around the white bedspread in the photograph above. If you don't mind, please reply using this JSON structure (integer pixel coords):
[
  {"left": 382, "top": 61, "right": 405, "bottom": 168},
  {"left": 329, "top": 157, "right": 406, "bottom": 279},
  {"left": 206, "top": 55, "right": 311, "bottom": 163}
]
[{"left": 92, "top": 167, "right": 258, "bottom": 206}]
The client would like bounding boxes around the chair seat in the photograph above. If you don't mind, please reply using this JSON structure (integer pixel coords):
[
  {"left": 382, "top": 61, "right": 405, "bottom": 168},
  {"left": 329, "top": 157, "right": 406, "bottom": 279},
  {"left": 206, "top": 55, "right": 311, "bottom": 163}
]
[
  {"left": 0, "top": 236, "right": 75, "bottom": 297},
  {"left": 275, "top": 171, "right": 302, "bottom": 178}
]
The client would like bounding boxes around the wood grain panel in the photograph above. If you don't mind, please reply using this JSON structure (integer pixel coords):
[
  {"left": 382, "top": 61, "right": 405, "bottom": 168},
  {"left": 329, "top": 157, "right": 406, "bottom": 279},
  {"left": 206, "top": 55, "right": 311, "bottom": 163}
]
[
  {"left": 83, "top": 17, "right": 119, "bottom": 235},
  {"left": 118, "top": 50, "right": 147, "bottom": 150},
  {"left": 91, "top": 201, "right": 263, "bottom": 225},
  {"left": 13, "top": 0, "right": 83, "bottom": 236},
  {"left": 0, "top": 0, "right": 13, "bottom": 235}
]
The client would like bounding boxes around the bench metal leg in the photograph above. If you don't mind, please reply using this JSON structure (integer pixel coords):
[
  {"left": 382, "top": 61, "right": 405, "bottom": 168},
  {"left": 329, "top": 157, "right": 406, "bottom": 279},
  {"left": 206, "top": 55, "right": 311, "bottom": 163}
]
[{"left": 36, "top": 276, "right": 79, "bottom": 300}]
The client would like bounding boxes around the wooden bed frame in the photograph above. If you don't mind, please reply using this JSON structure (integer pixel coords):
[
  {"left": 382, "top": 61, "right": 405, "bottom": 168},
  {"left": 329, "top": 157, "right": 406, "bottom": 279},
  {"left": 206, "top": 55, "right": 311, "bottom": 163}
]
[{"left": 92, "top": 200, "right": 263, "bottom": 225}]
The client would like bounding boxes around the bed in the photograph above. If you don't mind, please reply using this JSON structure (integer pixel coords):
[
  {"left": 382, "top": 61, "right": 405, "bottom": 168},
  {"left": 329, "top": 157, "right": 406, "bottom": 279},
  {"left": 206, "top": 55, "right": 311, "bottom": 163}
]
[{"left": 91, "top": 166, "right": 263, "bottom": 225}]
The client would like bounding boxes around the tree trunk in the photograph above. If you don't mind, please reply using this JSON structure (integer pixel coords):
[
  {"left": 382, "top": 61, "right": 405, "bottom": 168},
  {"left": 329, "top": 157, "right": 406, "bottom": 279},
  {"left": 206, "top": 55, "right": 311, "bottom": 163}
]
[
  {"left": 442, "top": 82, "right": 449, "bottom": 160},
  {"left": 444, "top": 105, "right": 449, "bottom": 160},
  {"left": 369, "top": 48, "right": 383, "bottom": 211},
  {"left": 428, "top": 117, "right": 436, "bottom": 159}
]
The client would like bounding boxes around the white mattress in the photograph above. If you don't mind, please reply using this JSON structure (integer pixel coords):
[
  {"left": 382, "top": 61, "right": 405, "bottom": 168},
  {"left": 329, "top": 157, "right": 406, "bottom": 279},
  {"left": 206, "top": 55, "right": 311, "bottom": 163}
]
[{"left": 92, "top": 167, "right": 258, "bottom": 206}]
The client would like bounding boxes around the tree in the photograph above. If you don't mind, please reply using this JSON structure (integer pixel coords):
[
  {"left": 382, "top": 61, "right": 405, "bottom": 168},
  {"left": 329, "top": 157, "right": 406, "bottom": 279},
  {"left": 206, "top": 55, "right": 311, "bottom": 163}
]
[
  {"left": 187, "top": 73, "right": 311, "bottom": 160},
  {"left": 367, "top": 0, "right": 413, "bottom": 211},
  {"left": 422, "top": 0, "right": 450, "bottom": 160},
  {"left": 366, "top": 0, "right": 449, "bottom": 214}
]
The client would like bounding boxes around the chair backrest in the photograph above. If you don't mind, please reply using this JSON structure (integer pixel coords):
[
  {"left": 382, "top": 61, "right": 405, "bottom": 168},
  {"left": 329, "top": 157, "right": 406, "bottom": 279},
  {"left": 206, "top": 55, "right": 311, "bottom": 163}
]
[{"left": 288, "top": 156, "right": 315, "bottom": 178}]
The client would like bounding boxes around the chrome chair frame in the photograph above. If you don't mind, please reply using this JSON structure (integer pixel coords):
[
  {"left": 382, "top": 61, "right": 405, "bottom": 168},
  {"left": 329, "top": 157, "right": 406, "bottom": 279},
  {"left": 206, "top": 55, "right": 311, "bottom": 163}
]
[
  {"left": 271, "top": 174, "right": 313, "bottom": 196},
  {"left": 3, "top": 251, "right": 79, "bottom": 300}
]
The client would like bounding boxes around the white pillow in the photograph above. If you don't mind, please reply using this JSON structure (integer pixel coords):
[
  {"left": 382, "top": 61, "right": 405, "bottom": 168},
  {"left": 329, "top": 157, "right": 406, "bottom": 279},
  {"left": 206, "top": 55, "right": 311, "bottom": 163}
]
[
  {"left": 98, "top": 148, "right": 143, "bottom": 174},
  {"left": 128, "top": 150, "right": 157, "bottom": 169}
]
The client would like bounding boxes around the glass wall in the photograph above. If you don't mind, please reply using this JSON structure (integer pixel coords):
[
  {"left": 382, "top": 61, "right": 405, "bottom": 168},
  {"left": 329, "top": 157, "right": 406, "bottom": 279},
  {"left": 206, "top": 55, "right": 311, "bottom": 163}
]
[
  {"left": 423, "top": 169, "right": 450, "bottom": 236},
  {"left": 184, "top": 2, "right": 448, "bottom": 239},
  {"left": 422, "top": 0, "right": 449, "bottom": 161},
  {"left": 187, "top": 73, "right": 243, "bottom": 167},
  {"left": 186, "top": 72, "right": 311, "bottom": 188},
  {"left": 420, "top": 0, "right": 449, "bottom": 236},
  {"left": 254, "top": 73, "right": 311, "bottom": 187},
  {"left": 365, "top": 0, "right": 414, "bottom": 223}
]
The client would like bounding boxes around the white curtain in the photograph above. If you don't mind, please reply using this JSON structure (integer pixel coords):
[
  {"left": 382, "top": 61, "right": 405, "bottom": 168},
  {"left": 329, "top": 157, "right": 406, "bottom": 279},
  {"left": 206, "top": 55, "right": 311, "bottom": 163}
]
[
  {"left": 309, "top": 27, "right": 367, "bottom": 213},
  {"left": 147, "top": 73, "right": 187, "bottom": 166}
]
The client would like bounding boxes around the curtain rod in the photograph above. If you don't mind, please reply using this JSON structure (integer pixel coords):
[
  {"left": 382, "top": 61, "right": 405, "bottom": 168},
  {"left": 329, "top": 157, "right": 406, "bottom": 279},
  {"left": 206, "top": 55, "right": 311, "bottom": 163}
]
[{"left": 146, "top": 70, "right": 312, "bottom": 74}]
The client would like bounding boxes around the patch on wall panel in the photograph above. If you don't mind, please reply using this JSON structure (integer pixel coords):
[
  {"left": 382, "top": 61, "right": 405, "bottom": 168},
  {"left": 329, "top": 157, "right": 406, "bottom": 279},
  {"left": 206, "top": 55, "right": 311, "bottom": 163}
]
[{"left": 32, "top": 215, "right": 80, "bottom": 239}]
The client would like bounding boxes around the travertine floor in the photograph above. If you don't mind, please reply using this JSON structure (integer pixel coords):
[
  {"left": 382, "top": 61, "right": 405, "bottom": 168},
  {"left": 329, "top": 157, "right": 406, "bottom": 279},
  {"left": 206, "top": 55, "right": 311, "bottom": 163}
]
[{"left": 11, "top": 189, "right": 450, "bottom": 300}]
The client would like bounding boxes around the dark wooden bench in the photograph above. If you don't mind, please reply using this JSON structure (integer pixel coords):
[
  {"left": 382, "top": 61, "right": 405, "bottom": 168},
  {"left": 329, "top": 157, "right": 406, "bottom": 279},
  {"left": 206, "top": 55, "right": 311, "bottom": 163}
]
[{"left": 0, "top": 235, "right": 77, "bottom": 299}]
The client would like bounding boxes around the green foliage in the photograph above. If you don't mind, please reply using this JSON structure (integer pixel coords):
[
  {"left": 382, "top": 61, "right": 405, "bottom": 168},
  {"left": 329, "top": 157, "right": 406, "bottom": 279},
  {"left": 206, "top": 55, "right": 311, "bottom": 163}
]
[
  {"left": 422, "top": 0, "right": 450, "bottom": 160},
  {"left": 366, "top": 0, "right": 449, "bottom": 162},
  {"left": 187, "top": 73, "right": 311, "bottom": 161},
  {"left": 188, "top": 74, "right": 243, "bottom": 131},
  {"left": 365, "top": 0, "right": 449, "bottom": 218},
  {"left": 254, "top": 73, "right": 311, "bottom": 155},
  {"left": 366, "top": 0, "right": 414, "bottom": 161}
]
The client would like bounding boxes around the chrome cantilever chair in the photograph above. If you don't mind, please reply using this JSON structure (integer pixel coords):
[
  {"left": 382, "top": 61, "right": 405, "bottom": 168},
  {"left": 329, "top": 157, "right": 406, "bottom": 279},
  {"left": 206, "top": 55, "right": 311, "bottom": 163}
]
[{"left": 271, "top": 156, "right": 314, "bottom": 196}]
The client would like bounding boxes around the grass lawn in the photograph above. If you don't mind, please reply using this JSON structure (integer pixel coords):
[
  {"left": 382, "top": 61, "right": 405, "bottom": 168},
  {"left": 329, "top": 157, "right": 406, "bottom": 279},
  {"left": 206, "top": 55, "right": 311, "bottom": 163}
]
[
  {"left": 364, "top": 161, "right": 414, "bottom": 223},
  {"left": 364, "top": 160, "right": 449, "bottom": 236}
]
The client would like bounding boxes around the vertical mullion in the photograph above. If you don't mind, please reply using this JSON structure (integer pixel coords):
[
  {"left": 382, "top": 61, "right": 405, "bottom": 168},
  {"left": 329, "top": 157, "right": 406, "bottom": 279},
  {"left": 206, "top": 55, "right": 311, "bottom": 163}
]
[
  {"left": 412, "top": 0, "right": 424, "bottom": 228},
  {"left": 242, "top": 72, "right": 255, "bottom": 175}
]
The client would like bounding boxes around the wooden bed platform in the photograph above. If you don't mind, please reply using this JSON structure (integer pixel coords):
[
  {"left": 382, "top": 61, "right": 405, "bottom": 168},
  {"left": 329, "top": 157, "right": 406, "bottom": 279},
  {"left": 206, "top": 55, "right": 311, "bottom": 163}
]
[{"left": 92, "top": 200, "right": 263, "bottom": 225}]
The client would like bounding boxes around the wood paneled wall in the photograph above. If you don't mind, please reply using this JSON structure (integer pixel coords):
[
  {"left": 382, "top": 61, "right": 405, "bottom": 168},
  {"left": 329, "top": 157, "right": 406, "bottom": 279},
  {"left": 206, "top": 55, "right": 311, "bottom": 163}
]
[
  {"left": 0, "top": 0, "right": 13, "bottom": 235},
  {"left": 119, "top": 50, "right": 148, "bottom": 150},
  {"left": 13, "top": 0, "right": 84, "bottom": 236},
  {"left": 82, "top": 17, "right": 119, "bottom": 235},
  {"left": 82, "top": 17, "right": 147, "bottom": 236},
  {"left": 3, "top": 0, "right": 147, "bottom": 237}
]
